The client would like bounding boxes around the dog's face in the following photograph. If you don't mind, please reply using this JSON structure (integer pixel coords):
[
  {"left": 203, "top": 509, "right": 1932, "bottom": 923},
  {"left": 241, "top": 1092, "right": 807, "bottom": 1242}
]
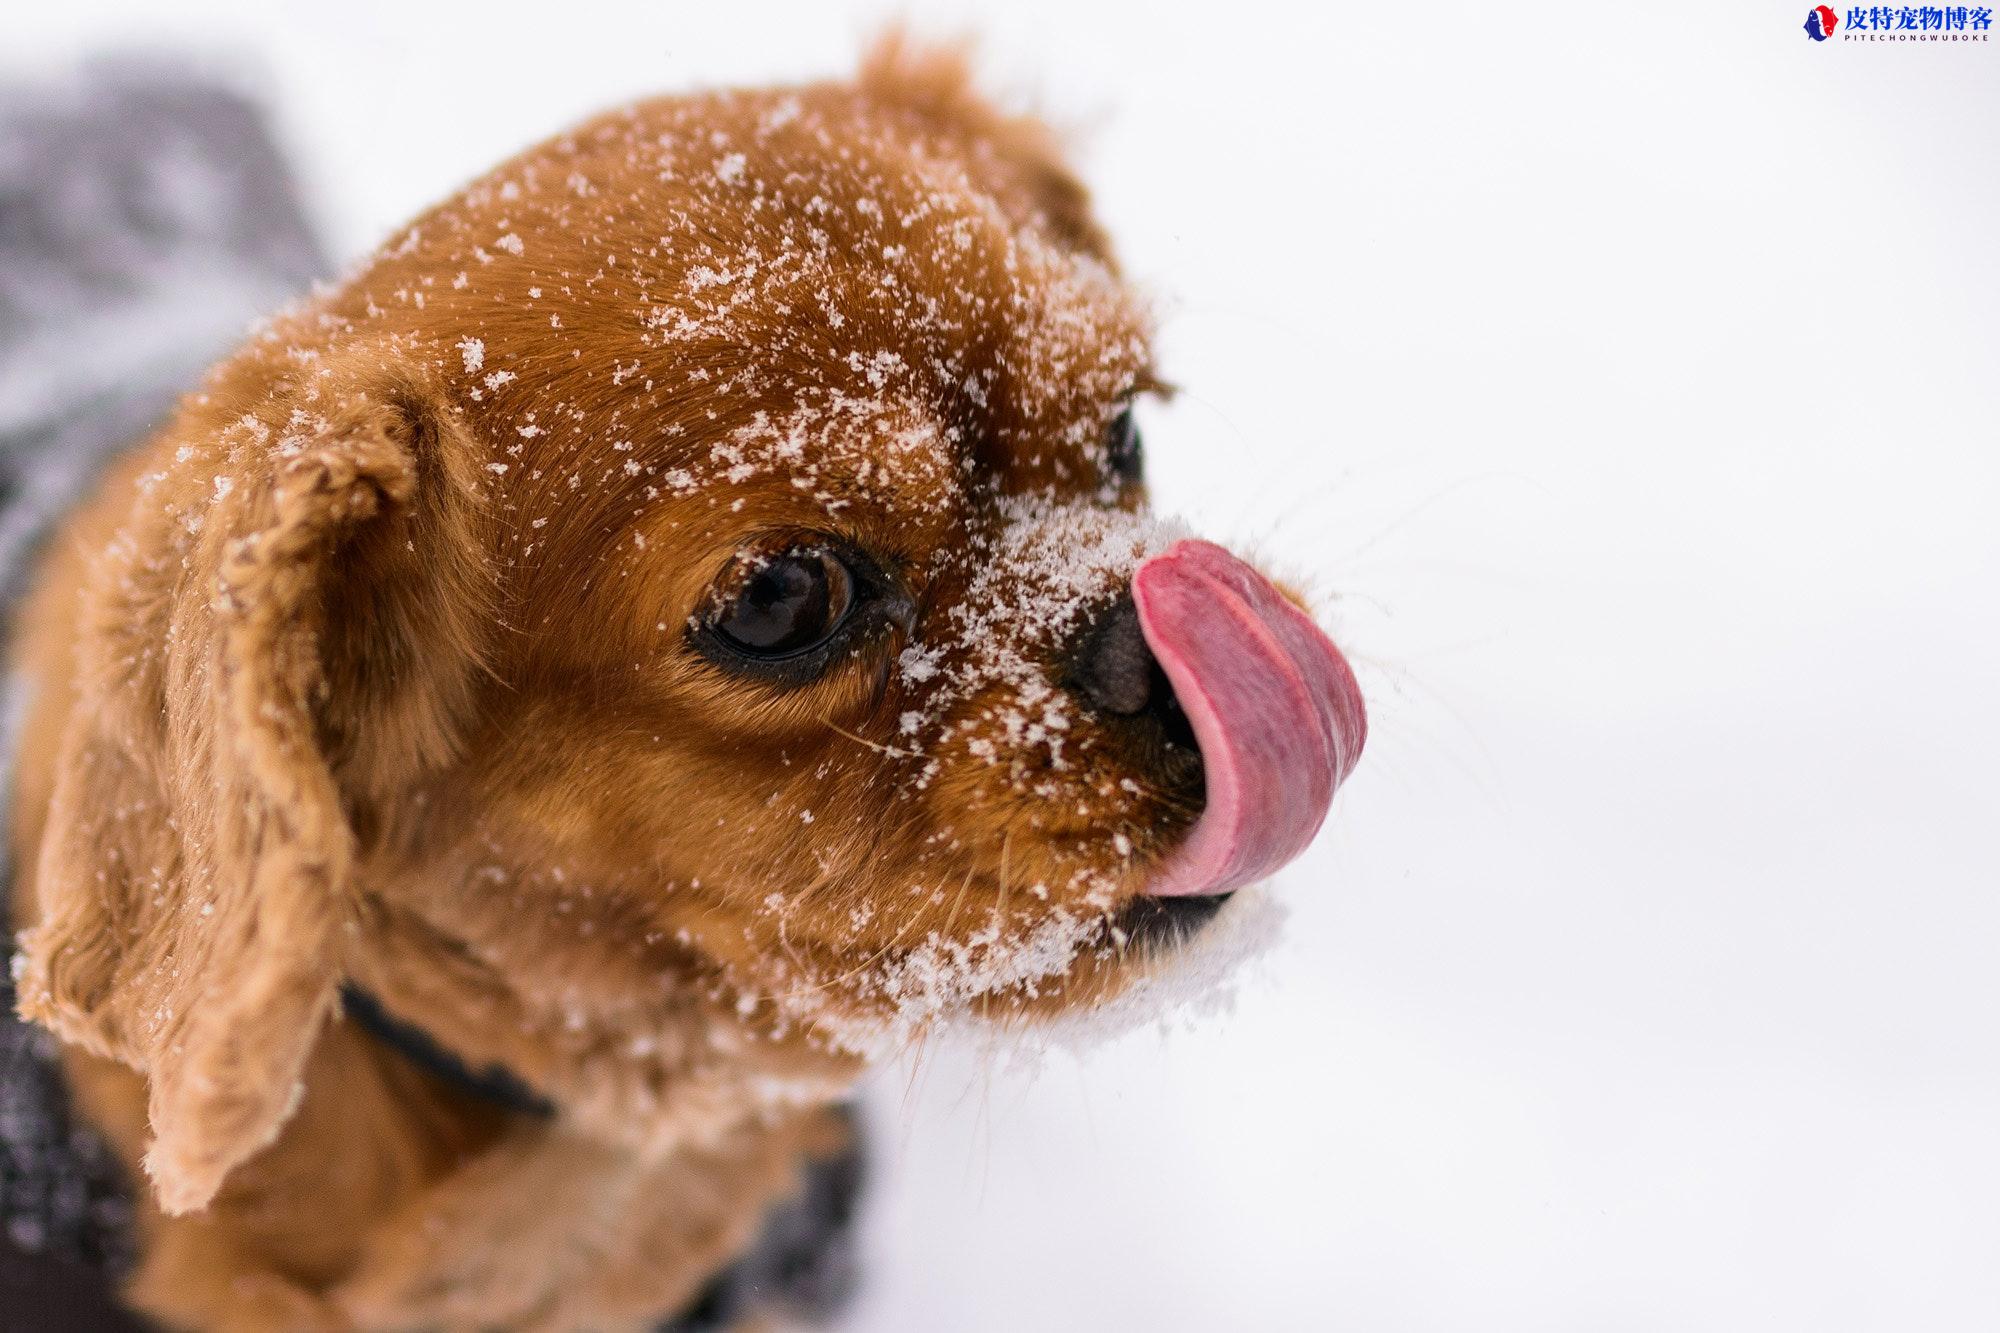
[
  {"left": 16, "top": 42, "right": 1363, "bottom": 1211},
  {"left": 386, "top": 55, "right": 1366, "bottom": 1047}
]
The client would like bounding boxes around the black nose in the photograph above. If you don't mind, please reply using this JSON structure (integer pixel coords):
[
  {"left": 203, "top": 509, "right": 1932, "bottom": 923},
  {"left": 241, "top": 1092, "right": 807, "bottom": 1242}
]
[{"left": 1069, "top": 593, "right": 1198, "bottom": 752}]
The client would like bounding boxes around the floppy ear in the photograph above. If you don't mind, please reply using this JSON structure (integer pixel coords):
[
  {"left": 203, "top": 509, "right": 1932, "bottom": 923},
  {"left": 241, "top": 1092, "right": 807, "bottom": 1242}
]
[{"left": 14, "top": 349, "right": 488, "bottom": 1214}]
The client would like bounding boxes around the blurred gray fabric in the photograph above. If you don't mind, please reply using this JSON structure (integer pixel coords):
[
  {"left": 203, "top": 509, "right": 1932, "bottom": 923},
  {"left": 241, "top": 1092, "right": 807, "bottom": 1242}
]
[{"left": 0, "top": 61, "right": 329, "bottom": 613}]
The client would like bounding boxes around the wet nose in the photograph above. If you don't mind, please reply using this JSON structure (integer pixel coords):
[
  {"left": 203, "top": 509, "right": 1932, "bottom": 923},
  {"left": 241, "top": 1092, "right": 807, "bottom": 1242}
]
[{"left": 1069, "top": 593, "right": 1196, "bottom": 748}]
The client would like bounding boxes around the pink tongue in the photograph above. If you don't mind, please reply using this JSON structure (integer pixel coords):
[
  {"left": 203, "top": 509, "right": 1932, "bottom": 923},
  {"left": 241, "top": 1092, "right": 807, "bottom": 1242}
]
[{"left": 1131, "top": 540, "right": 1366, "bottom": 896}]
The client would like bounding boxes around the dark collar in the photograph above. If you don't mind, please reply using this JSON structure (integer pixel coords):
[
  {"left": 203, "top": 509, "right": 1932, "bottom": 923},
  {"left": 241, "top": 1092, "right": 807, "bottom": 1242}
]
[
  {"left": 335, "top": 988, "right": 863, "bottom": 1331},
  {"left": 338, "top": 985, "right": 556, "bottom": 1119}
]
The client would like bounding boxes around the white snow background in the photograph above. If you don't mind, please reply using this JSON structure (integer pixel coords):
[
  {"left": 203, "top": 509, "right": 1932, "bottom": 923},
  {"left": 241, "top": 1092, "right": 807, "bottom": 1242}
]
[{"left": 7, "top": 2, "right": 1999, "bottom": 1329}]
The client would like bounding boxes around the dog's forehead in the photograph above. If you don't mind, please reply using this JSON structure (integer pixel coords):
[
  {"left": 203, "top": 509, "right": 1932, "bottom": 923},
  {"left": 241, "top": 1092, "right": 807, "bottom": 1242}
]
[{"left": 411, "top": 86, "right": 1153, "bottom": 527}]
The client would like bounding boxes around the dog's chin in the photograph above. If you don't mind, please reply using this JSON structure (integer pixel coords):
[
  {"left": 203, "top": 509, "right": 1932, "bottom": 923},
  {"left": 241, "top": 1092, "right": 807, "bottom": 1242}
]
[
  {"left": 932, "top": 883, "right": 1286, "bottom": 1059},
  {"left": 748, "top": 874, "right": 1271, "bottom": 1061}
]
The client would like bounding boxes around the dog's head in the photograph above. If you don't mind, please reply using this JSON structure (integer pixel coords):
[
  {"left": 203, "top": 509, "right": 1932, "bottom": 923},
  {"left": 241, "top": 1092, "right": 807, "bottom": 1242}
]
[{"left": 15, "top": 39, "right": 1363, "bottom": 1212}]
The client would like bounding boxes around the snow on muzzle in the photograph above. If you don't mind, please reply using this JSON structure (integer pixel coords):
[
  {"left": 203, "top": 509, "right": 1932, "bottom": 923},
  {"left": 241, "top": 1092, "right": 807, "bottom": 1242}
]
[{"left": 1131, "top": 539, "right": 1367, "bottom": 897}]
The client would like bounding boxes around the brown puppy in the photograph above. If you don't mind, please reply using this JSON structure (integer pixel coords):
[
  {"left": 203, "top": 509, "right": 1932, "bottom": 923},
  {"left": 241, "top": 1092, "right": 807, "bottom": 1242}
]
[{"left": 6, "top": 36, "right": 1365, "bottom": 1331}]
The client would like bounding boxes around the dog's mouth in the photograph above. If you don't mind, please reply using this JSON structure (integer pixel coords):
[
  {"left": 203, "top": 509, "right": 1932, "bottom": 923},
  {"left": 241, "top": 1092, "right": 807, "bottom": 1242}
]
[
  {"left": 1114, "top": 891, "right": 1234, "bottom": 950},
  {"left": 1130, "top": 540, "right": 1367, "bottom": 899},
  {"left": 710, "top": 538, "right": 1366, "bottom": 1043}
]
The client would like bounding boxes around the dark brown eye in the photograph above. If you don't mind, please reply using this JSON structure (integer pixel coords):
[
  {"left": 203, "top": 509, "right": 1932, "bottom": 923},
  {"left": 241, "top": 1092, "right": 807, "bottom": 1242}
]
[
  {"left": 1106, "top": 407, "right": 1142, "bottom": 482},
  {"left": 712, "top": 547, "right": 854, "bottom": 658}
]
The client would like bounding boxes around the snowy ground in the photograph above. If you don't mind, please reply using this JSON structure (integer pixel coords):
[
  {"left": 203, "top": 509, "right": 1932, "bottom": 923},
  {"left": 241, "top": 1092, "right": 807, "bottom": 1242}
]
[{"left": 7, "top": 3, "right": 1999, "bottom": 1329}]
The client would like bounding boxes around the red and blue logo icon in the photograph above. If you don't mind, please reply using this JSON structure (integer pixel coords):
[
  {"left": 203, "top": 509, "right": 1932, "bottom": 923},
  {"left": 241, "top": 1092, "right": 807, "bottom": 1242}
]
[{"left": 1805, "top": 4, "right": 1841, "bottom": 37}]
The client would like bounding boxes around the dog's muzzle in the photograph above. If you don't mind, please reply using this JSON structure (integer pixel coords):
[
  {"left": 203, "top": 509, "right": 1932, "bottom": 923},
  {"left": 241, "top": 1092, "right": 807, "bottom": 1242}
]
[{"left": 1075, "top": 539, "right": 1367, "bottom": 918}]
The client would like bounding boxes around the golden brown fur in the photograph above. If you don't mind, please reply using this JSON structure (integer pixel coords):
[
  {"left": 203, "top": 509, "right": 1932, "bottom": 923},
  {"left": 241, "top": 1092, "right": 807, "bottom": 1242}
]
[{"left": 7, "top": 36, "right": 1242, "bottom": 1329}]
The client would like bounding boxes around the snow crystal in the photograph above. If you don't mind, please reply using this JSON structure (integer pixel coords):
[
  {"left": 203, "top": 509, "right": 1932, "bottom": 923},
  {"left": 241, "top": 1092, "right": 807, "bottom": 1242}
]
[
  {"left": 457, "top": 337, "right": 484, "bottom": 373},
  {"left": 770, "top": 886, "right": 1287, "bottom": 1063},
  {"left": 1036, "top": 888, "right": 1288, "bottom": 1058},
  {"left": 884, "top": 499, "right": 1191, "bottom": 775}
]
